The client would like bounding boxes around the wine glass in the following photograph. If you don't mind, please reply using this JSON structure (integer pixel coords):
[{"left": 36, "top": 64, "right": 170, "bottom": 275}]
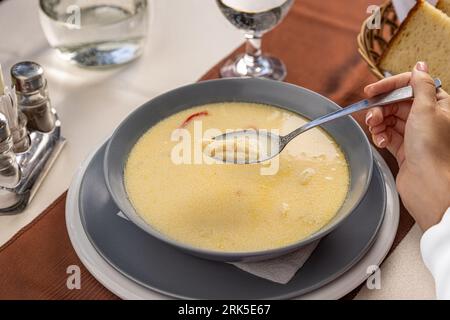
[{"left": 217, "top": 0, "right": 294, "bottom": 81}]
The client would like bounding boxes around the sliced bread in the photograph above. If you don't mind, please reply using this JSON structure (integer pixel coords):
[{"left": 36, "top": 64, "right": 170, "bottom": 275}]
[{"left": 379, "top": 0, "right": 450, "bottom": 92}]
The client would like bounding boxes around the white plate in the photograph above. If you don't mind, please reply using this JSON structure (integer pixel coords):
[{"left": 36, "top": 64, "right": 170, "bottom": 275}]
[{"left": 66, "top": 146, "right": 399, "bottom": 300}]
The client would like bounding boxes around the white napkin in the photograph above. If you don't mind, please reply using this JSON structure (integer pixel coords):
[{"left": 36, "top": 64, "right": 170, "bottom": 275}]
[
  {"left": 116, "top": 211, "right": 319, "bottom": 284},
  {"left": 232, "top": 241, "right": 319, "bottom": 284},
  {"left": 392, "top": 0, "right": 438, "bottom": 22}
]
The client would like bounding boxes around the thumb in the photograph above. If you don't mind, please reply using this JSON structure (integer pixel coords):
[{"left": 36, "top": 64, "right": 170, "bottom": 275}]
[{"left": 411, "top": 61, "right": 437, "bottom": 112}]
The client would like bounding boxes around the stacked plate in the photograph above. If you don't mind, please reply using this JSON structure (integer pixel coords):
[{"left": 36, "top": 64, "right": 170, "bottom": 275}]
[{"left": 66, "top": 79, "right": 400, "bottom": 299}]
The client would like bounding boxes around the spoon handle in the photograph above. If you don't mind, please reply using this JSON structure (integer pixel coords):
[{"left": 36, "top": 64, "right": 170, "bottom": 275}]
[{"left": 282, "top": 78, "right": 442, "bottom": 144}]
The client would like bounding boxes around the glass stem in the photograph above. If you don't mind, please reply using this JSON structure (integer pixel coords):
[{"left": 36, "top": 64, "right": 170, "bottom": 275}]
[{"left": 244, "top": 33, "right": 263, "bottom": 67}]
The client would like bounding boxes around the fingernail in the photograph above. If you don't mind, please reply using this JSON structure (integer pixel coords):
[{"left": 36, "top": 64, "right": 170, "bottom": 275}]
[
  {"left": 365, "top": 112, "right": 373, "bottom": 125},
  {"left": 416, "top": 61, "right": 428, "bottom": 73},
  {"left": 377, "top": 136, "right": 386, "bottom": 147}
]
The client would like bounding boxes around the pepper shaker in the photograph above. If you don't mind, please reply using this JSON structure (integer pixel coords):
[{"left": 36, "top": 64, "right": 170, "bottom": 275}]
[{"left": 11, "top": 62, "right": 56, "bottom": 133}]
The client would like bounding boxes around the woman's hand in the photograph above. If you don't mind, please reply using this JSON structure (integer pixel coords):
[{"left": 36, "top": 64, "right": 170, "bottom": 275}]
[{"left": 364, "top": 62, "right": 450, "bottom": 231}]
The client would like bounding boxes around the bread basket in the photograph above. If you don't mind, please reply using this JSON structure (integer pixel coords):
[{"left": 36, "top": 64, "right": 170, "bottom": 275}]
[{"left": 357, "top": 0, "right": 399, "bottom": 79}]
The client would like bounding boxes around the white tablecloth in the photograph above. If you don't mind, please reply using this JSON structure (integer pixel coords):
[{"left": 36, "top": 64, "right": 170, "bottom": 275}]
[{"left": 0, "top": 0, "right": 436, "bottom": 300}]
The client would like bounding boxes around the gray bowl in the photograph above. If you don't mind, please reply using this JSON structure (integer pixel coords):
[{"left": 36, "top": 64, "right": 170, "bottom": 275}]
[{"left": 104, "top": 78, "right": 373, "bottom": 262}]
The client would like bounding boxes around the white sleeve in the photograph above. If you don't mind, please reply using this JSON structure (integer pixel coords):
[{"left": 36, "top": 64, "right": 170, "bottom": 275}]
[{"left": 421, "top": 208, "right": 450, "bottom": 300}]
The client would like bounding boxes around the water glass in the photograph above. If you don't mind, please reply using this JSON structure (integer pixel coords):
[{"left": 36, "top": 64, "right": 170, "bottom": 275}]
[{"left": 39, "top": 0, "right": 149, "bottom": 67}]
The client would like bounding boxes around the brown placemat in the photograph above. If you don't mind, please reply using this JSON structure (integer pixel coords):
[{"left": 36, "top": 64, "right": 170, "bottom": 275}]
[{"left": 0, "top": 0, "right": 414, "bottom": 300}]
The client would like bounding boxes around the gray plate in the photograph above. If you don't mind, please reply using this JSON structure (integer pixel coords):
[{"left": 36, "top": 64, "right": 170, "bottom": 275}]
[
  {"left": 103, "top": 78, "right": 374, "bottom": 262},
  {"left": 79, "top": 143, "right": 386, "bottom": 300}
]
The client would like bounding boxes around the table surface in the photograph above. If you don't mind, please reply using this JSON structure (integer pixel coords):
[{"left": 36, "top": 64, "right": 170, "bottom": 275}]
[{"left": 0, "top": 0, "right": 436, "bottom": 300}]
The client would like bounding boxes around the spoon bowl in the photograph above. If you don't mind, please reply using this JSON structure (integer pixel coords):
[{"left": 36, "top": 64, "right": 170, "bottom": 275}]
[{"left": 209, "top": 129, "right": 281, "bottom": 164}]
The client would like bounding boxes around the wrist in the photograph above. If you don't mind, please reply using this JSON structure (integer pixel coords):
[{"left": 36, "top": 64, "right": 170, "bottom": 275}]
[{"left": 422, "top": 171, "right": 450, "bottom": 231}]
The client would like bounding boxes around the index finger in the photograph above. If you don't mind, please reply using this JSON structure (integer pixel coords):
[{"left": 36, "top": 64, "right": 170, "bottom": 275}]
[{"left": 364, "top": 72, "right": 412, "bottom": 98}]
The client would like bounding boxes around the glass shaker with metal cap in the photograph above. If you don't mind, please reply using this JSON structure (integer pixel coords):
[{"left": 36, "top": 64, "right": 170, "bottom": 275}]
[
  {"left": 11, "top": 61, "right": 56, "bottom": 133},
  {"left": 0, "top": 113, "right": 20, "bottom": 188}
]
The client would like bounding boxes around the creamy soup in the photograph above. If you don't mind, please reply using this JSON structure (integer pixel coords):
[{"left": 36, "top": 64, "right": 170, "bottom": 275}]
[{"left": 124, "top": 103, "right": 349, "bottom": 252}]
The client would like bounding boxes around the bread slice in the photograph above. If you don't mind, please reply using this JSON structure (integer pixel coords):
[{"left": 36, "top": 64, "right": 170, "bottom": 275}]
[
  {"left": 437, "top": 0, "right": 450, "bottom": 15},
  {"left": 379, "top": 0, "right": 450, "bottom": 92}
]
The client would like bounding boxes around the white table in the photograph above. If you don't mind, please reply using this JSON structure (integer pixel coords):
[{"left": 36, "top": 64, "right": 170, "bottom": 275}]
[{"left": 0, "top": 0, "right": 436, "bottom": 300}]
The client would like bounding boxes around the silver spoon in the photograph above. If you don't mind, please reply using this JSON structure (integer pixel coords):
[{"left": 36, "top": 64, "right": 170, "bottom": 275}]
[{"left": 211, "top": 78, "right": 442, "bottom": 164}]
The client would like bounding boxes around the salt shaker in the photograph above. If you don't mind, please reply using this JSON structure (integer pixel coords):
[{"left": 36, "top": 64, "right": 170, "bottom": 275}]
[
  {"left": 0, "top": 64, "right": 29, "bottom": 153},
  {"left": 0, "top": 114, "right": 20, "bottom": 188},
  {"left": 11, "top": 62, "right": 55, "bottom": 133}
]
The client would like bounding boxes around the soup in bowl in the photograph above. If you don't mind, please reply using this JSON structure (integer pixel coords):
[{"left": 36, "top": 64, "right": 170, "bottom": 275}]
[
  {"left": 104, "top": 78, "right": 373, "bottom": 262},
  {"left": 125, "top": 102, "right": 349, "bottom": 252}
]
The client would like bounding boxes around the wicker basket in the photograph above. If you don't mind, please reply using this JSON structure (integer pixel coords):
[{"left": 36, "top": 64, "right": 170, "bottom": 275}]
[{"left": 357, "top": 1, "right": 399, "bottom": 79}]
